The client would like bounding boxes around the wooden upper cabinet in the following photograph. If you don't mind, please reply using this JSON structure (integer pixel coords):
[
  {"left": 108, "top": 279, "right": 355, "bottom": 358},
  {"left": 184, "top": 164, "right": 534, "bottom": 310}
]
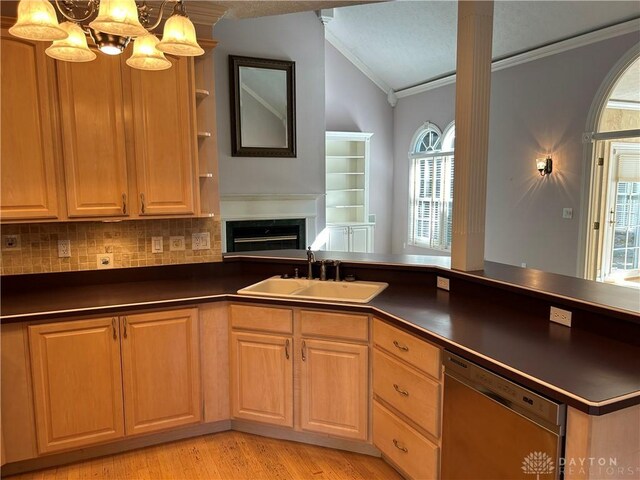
[
  {"left": 57, "top": 52, "right": 129, "bottom": 218},
  {"left": 28, "top": 317, "right": 125, "bottom": 454},
  {"left": 120, "top": 309, "right": 201, "bottom": 436},
  {"left": 0, "top": 31, "right": 59, "bottom": 220},
  {"left": 128, "top": 56, "right": 197, "bottom": 216}
]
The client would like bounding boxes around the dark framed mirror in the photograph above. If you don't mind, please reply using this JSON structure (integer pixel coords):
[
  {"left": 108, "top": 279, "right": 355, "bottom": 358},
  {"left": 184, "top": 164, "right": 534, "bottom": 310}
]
[{"left": 229, "top": 55, "right": 296, "bottom": 157}]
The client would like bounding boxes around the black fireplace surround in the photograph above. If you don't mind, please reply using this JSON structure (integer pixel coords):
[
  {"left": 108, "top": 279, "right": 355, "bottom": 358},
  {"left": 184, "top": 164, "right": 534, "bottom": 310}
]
[{"left": 225, "top": 219, "right": 306, "bottom": 252}]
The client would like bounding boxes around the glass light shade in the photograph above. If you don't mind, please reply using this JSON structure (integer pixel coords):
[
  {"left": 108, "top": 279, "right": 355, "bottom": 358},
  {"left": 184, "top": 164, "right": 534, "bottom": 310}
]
[
  {"left": 126, "top": 34, "right": 171, "bottom": 71},
  {"left": 46, "top": 22, "right": 96, "bottom": 62},
  {"left": 156, "top": 14, "right": 204, "bottom": 56},
  {"left": 9, "top": 0, "right": 68, "bottom": 41},
  {"left": 89, "top": 0, "right": 147, "bottom": 37}
]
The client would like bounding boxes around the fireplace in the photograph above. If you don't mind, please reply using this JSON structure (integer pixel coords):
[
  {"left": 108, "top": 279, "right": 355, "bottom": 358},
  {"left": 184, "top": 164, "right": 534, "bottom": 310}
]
[{"left": 225, "top": 219, "right": 306, "bottom": 252}]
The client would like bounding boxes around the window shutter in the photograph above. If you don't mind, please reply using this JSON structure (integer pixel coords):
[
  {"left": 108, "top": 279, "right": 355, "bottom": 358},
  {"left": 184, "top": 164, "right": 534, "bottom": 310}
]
[{"left": 617, "top": 154, "right": 640, "bottom": 182}]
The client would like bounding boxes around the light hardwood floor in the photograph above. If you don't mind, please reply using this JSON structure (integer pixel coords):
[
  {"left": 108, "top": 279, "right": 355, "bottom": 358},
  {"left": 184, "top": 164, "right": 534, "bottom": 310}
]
[{"left": 6, "top": 431, "right": 403, "bottom": 480}]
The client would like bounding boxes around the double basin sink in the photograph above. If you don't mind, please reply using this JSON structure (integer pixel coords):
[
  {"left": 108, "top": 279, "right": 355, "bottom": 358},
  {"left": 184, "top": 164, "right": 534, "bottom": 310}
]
[{"left": 237, "top": 276, "right": 388, "bottom": 304}]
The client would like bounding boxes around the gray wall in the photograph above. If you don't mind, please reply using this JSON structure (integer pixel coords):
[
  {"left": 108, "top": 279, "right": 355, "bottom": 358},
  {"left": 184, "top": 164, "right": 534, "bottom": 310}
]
[
  {"left": 391, "top": 33, "right": 640, "bottom": 276},
  {"left": 325, "top": 42, "right": 395, "bottom": 253},
  {"left": 213, "top": 12, "right": 326, "bottom": 226}
]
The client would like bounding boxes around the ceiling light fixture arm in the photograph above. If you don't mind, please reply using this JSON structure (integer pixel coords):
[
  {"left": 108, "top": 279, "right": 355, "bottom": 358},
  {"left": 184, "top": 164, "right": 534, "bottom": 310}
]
[{"left": 54, "top": 0, "right": 98, "bottom": 24}]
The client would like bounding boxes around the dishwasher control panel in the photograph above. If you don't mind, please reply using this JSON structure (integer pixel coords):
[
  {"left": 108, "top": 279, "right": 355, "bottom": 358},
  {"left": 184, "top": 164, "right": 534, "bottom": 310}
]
[{"left": 443, "top": 351, "right": 565, "bottom": 432}]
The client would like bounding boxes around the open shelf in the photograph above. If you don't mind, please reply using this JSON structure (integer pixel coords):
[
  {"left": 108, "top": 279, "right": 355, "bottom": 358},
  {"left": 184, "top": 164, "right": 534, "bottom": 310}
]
[
  {"left": 327, "top": 188, "right": 365, "bottom": 192},
  {"left": 327, "top": 172, "right": 365, "bottom": 175},
  {"left": 329, "top": 205, "right": 365, "bottom": 209},
  {"left": 326, "top": 155, "right": 365, "bottom": 159}
]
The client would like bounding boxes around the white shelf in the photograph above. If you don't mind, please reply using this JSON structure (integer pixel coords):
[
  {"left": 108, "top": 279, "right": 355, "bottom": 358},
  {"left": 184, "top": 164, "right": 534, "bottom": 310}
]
[
  {"left": 326, "top": 155, "right": 365, "bottom": 159},
  {"left": 327, "top": 188, "right": 365, "bottom": 192},
  {"left": 327, "top": 172, "right": 365, "bottom": 175},
  {"left": 329, "top": 205, "right": 365, "bottom": 209}
]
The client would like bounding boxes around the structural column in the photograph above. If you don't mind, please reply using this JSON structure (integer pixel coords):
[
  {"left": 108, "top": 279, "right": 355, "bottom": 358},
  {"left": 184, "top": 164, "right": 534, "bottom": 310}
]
[{"left": 451, "top": 1, "right": 494, "bottom": 271}]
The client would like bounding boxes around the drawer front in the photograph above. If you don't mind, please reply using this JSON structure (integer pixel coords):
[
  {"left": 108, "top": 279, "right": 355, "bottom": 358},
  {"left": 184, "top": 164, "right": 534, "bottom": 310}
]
[
  {"left": 373, "top": 348, "right": 441, "bottom": 438},
  {"left": 374, "top": 401, "right": 439, "bottom": 480},
  {"left": 373, "top": 318, "right": 441, "bottom": 379},
  {"left": 300, "top": 310, "right": 368, "bottom": 342},
  {"left": 230, "top": 304, "right": 293, "bottom": 334}
]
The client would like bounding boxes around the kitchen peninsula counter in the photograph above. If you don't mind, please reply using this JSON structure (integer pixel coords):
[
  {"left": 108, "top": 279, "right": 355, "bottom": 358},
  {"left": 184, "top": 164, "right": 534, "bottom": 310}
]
[{"left": 1, "top": 251, "right": 639, "bottom": 415}]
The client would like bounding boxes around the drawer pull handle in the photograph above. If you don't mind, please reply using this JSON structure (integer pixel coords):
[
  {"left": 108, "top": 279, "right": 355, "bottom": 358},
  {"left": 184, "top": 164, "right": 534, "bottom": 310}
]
[
  {"left": 112, "top": 317, "right": 117, "bottom": 340},
  {"left": 393, "top": 384, "right": 409, "bottom": 396},
  {"left": 123, "top": 317, "right": 128, "bottom": 338},
  {"left": 393, "top": 340, "right": 409, "bottom": 352},
  {"left": 285, "top": 339, "right": 290, "bottom": 360},
  {"left": 392, "top": 439, "right": 408, "bottom": 453},
  {"left": 140, "top": 193, "right": 145, "bottom": 214},
  {"left": 122, "top": 193, "right": 127, "bottom": 215},
  {"left": 302, "top": 340, "right": 307, "bottom": 361}
]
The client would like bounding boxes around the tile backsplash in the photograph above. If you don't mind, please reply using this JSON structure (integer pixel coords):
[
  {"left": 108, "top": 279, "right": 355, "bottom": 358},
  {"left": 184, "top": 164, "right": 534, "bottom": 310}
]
[{"left": 0, "top": 218, "right": 222, "bottom": 275}]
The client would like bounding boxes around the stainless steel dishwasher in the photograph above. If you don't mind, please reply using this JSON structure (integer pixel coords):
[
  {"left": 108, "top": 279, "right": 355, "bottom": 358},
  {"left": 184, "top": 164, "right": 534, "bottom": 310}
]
[{"left": 441, "top": 352, "right": 566, "bottom": 480}]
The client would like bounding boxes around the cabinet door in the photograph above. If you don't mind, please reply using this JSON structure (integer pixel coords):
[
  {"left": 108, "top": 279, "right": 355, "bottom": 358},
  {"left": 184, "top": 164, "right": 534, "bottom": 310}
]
[
  {"left": 129, "top": 56, "right": 197, "bottom": 215},
  {"left": 28, "top": 317, "right": 125, "bottom": 454},
  {"left": 326, "top": 226, "right": 349, "bottom": 252},
  {"left": 57, "top": 53, "right": 129, "bottom": 217},
  {"left": 300, "top": 338, "right": 368, "bottom": 440},
  {"left": 0, "top": 32, "right": 59, "bottom": 220},
  {"left": 230, "top": 331, "right": 293, "bottom": 427},
  {"left": 350, "top": 225, "right": 374, "bottom": 253},
  {"left": 120, "top": 308, "right": 201, "bottom": 436}
]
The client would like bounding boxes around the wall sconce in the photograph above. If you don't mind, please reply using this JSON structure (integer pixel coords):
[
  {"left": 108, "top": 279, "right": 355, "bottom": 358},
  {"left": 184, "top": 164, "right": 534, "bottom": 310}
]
[{"left": 536, "top": 156, "right": 553, "bottom": 176}]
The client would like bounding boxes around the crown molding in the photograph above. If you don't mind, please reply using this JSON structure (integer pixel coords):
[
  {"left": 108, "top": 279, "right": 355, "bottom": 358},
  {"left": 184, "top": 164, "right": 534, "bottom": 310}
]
[
  {"left": 389, "top": 17, "right": 640, "bottom": 100},
  {"left": 183, "top": 2, "right": 228, "bottom": 26},
  {"left": 325, "top": 28, "right": 394, "bottom": 104}
]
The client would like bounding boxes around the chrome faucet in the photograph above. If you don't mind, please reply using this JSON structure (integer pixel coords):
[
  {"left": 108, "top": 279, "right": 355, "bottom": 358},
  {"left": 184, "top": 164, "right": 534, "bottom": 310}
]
[
  {"left": 306, "top": 247, "right": 315, "bottom": 279},
  {"left": 334, "top": 260, "right": 341, "bottom": 282},
  {"left": 320, "top": 260, "right": 329, "bottom": 281}
]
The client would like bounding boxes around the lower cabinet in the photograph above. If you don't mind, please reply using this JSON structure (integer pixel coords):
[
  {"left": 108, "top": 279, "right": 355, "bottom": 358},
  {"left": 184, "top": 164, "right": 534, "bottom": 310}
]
[
  {"left": 300, "top": 338, "right": 368, "bottom": 440},
  {"left": 230, "top": 331, "right": 293, "bottom": 427},
  {"left": 372, "top": 318, "right": 443, "bottom": 479},
  {"left": 326, "top": 224, "right": 374, "bottom": 253},
  {"left": 28, "top": 308, "right": 200, "bottom": 454},
  {"left": 229, "top": 304, "right": 369, "bottom": 441}
]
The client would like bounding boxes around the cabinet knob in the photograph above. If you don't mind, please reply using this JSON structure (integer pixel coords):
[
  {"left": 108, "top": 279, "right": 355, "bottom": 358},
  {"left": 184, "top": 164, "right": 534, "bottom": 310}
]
[{"left": 140, "top": 193, "right": 145, "bottom": 214}]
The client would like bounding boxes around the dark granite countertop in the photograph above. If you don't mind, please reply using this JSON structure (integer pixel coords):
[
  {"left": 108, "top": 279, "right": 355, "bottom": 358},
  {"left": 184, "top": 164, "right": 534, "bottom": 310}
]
[{"left": 1, "top": 254, "right": 639, "bottom": 415}]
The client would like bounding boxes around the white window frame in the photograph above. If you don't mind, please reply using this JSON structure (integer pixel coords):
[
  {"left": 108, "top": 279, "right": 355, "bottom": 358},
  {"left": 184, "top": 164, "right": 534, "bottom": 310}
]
[{"left": 407, "top": 122, "right": 455, "bottom": 250}]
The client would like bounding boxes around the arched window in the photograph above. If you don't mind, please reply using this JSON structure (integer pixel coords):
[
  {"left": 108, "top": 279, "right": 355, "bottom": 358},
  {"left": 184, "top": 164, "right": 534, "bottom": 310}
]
[{"left": 408, "top": 122, "right": 455, "bottom": 250}]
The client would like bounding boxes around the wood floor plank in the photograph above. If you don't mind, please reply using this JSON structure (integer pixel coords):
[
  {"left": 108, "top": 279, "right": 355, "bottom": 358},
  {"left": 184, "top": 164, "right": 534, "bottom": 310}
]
[{"left": 7, "top": 431, "right": 402, "bottom": 480}]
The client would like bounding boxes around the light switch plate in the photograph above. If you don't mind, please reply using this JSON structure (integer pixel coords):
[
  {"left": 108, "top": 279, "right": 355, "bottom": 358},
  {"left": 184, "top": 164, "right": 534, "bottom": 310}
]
[
  {"left": 151, "top": 236, "right": 163, "bottom": 254},
  {"left": 97, "top": 253, "right": 114, "bottom": 269},
  {"left": 170, "top": 236, "right": 185, "bottom": 251},
  {"left": 192, "top": 232, "right": 211, "bottom": 251}
]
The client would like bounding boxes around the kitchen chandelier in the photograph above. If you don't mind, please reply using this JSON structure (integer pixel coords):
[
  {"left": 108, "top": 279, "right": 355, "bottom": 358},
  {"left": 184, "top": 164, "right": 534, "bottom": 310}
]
[{"left": 8, "top": 0, "right": 204, "bottom": 71}]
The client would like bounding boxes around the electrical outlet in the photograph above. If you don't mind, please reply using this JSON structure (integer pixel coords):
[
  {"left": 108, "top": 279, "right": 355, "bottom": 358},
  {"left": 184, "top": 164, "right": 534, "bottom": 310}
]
[
  {"left": 562, "top": 208, "right": 573, "bottom": 219},
  {"left": 2, "top": 234, "right": 21, "bottom": 251},
  {"left": 170, "top": 236, "right": 185, "bottom": 251},
  {"left": 192, "top": 232, "right": 210, "bottom": 251},
  {"left": 436, "top": 276, "right": 450, "bottom": 291},
  {"left": 550, "top": 306, "right": 572, "bottom": 327},
  {"left": 521, "top": 262, "right": 527, "bottom": 268},
  {"left": 97, "top": 253, "right": 114, "bottom": 269},
  {"left": 151, "top": 236, "right": 163, "bottom": 254},
  {"left": 58, "top": 239, "right": 71, "bottom": 258}
]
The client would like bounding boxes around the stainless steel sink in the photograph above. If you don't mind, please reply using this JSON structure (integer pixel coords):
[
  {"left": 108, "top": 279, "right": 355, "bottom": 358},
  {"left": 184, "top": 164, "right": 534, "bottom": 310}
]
[{"left": 237, "top": 276, "right": 388, "bottom": 304}]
